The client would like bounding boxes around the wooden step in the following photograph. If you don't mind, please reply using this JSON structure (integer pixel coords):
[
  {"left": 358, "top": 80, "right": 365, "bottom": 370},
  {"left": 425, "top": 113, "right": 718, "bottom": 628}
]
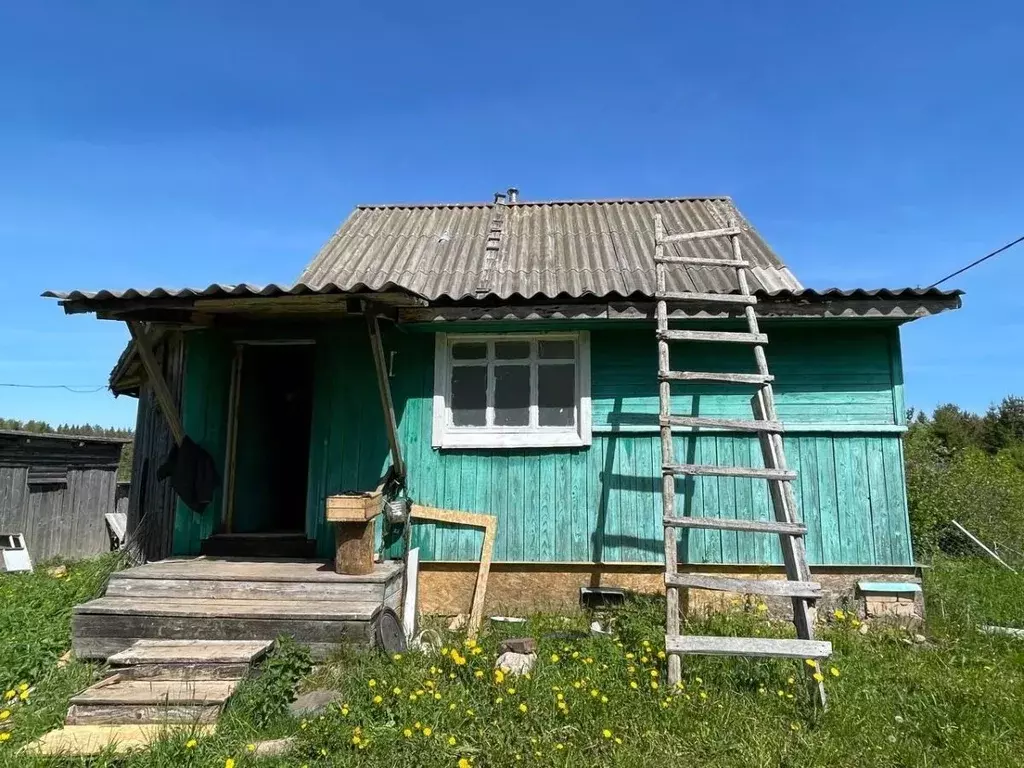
[
  {"left": 658, "top": 330, "right": 768, "bottom": 345},
  {"left": 118, "top": 663, "right": 252, "bottom": 681},
  {"left": 663, "top": 464, "right": 797, "bottom": 481},
  {"left": 66, "top": 677, "right": 238, "bottom": 725},
  {"left": 666, "top": 635, "right": 832, "bottom": 659},
  {"left": 665, "top": 573, "right": 822, "bottom": 599},
  {"left": 660, "top": 415, "right": 784, "bottom": 432},
  {"left": 661, "top": 226, "right": 742, "bottom": 243},
  {"left": 108, "top": 640, "right": 272, "bottom": 666},
  {"left": 659, "top": 371, "right": 774, "bottom": 385},
  {"left": 656, "top": 291, "right": 756, "bottom": 305},
  {"left": 662, "top": 516, "right": 806, "bottom": 535},
  {"left": 76, "top": 596, "right": 382, "bottom": 622},
  {"left": 22, "top": 724, "right": 216, "bottom": 756},
  {"left": 655, "top": 256, "right": 750, "bottom": 268}
]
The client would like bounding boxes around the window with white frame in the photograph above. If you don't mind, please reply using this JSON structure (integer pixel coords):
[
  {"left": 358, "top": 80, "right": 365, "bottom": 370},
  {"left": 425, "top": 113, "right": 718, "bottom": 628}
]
[{"left": 432, "top": 332, "right": 591, "bottom": 448}]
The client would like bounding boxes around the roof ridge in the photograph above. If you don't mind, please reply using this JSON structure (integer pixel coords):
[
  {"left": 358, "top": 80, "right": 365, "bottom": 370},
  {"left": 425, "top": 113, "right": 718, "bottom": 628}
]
[{"left": 355, "top": 196, "right": 733, "bottom": 210}]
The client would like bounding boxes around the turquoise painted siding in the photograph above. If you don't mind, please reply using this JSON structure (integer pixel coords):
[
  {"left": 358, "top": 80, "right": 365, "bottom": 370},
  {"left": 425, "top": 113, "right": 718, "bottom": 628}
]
[{"left": 173, "top": 320, "right": 913, "bottom": 566}]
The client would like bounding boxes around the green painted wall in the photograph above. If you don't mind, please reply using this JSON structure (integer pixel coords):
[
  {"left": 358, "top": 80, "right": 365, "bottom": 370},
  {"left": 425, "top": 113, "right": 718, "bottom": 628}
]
[{"left": 174, "top": 320, "right": 913, "bottom": 566}]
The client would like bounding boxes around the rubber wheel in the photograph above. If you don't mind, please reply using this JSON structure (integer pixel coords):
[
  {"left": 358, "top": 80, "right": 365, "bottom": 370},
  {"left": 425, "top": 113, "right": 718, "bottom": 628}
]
[{"left": 374, "top": 608, "right": 407, "bottom": 654}]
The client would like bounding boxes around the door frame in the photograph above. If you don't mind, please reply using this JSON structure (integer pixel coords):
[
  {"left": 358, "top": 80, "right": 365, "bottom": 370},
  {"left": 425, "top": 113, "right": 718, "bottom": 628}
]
[{"left": 219, "top": 339, "right": 316, "bottom": 534}]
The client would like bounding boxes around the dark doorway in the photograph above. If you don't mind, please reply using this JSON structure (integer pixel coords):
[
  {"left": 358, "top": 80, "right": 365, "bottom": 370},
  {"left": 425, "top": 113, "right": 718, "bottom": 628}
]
[{"left": 230, "top": 343, "right": 315, "bottom": 535}]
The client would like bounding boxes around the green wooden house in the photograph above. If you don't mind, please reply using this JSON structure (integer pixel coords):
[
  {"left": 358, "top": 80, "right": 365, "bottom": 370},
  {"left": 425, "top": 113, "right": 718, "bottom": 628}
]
[{"left": 47, "top": 194, "right": 961, "bottom": 614}]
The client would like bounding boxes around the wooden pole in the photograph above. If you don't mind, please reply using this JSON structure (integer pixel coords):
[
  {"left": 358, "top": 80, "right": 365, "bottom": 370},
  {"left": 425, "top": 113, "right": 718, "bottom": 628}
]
[
  {"left": 366, "top": 310, "right": 405, "bottom": 479},
  {"left": 127, "top": 321, "right": 184, "bottom": 446}
]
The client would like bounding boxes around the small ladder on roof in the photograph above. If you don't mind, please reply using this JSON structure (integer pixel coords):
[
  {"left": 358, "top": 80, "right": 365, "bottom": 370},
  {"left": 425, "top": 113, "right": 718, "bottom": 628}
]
[{"left": 653, "top": 210, "right": 830, "bottom": 706}]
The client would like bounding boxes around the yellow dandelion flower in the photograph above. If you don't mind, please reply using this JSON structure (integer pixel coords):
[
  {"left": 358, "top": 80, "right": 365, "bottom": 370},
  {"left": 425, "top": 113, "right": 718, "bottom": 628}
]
[
  {"left": 650, "top": 669, "right": 659, "bottom": 677},
  {"left": 661, "top": 701, "right": 669, "bottom": 709},
  {"left": 572, "top": 651, "right": 580, "bottom": 658},
  {"left": 758, "top": 687, "right": 766, "bottom": 695},
  {"left": 18, "top": 692, "right": 27, "bottom": 702},
  {"left": 0, "top": 711, "right": 8, "bottom": 721},
  {"left": 699, "top": 691, "right": 708, "bottom": 700},
  {"left": 185, "top": 738, "right": 197, "bottom": 748},
  {"left": 614, "top": 737, "right": 623, "bottom": 745},
  {"left": 573, "top": 681, "right": 582, "bottom": 689},
  {"left": 464, "top": 638, "right": 476, "bottom": 649},
  {"left": 625, "top": 653, "right": 635, "bottom": 660},
  {"left": 368, "top": 679, "right": 377, "bottom": 688},
  {"left": 584, "top": 657, "right": 593, "bottom": 664},
  {"left": 833, "top": 609, "right": 846, "bottom": 622},
  {"left": 449, "top": 703, "right": 456, "bottom": 710},
  {"left": 466, "top": 709, "right": 475, "bottom": 716},
  {"left": 403, "top": 729, "right": 413, "bottom": 738},
  {"left": 0, "top": 733, "right": 9, "bottom": 743},
  {"left": 519, "top": 703, "right": 528, "bottom": 713},
  {"left": 642, "top": 639, "right": 651, "bottom": 647},
  {"left": 448, "top": 736, "right": 457, "bottom": 746},
  {"left": 507, "top": 687, "right": 516, "bottom": 694},
  {"left": 495, "top": 697, "right": 503, "bottom": 704},
  {"left": 441, "top": 647, "right": 449, "bottom": 656},
  {"left": 830, "top": 667, "right": 840, "bottom": 678},
  {"left": 556, "top": 693, "right": 564, "bottom": 701},
  {"left": 804, "top": 659, "right": 817, "bottom": 668},
  {"left": 393, "top": 686, "right": 402, "bottom": 695},
  {"left": 601, "top": 695, "right": 608, "bottom": 703},
  {"left": 550, "top": 653, "right": 560, "bottom": 663},
  {"left": 651, "top": 681, "right": 659, "bottom": 690},
  {"left": 494, "top": 669, "right": 505, "bottom": 684},
  {"left": 756, "top": 603, "right": 768, "bottom": 613},
  {"left": 409, "top": 694, "right": 418, "bottom": 701},
  {"left": 787, "top": 676, "right": 795, "bottom": 685},
  {"left": 449, "top": 673, "right": 456, "bottom": 679},
  {"left": 414, "top": 721, "right": 422, "bottom": 729},
  {"left": 641, "top": 656, "right": 649, "bottom": 663},
  {"left": 471, "top": 647, "right": 482, "bottom": 655},
  {"left": 791, "top": 722, "right": 801, "bottom": 731},
  {"left": 812, "top": 672, "right": 824, "bottom": 683},
  {"left": 247, "top": 743, "right": 256, "bottom": 752},
  {"left": 373, "top": 695, "right": 383, "bottom": 704},
  {"left": 423, "top": 727, "right": 433, "bottom": 737},
  {"left": 777, "top": 690, "right": 785, "bottom": 697},
  {"left": 17, "top": 684, "right": 27, "bottom": 693},
  {"left": 394, "top": 653, "right": 403, "bottom": 661},
  {"left": 2, "top": 692, "right": 13, "bottom": 701},
  {"left": 555, "top": 743, "right": 564, "bottom": 750},
  {"left": 434, "top": 692, "right": 442, "bottom": 700},
  {"left": 590, "top": 689, "right": 599, "bottom": 698},
  {"left": 352, "top": 735, "right": 362, "bottom": 745},
  {"left": 458, "top": 759, "right": 472, "bottom": 768},
  {"left": 602, "top": 729, "right": 612, "bottom": 739},
  {"left": 851, "top": 618, "right": 862, "bottom": 628},
  {"left": 474, "top": 670, "right": 484, "bottom": 679},
  {"left": 657, "top": 650, "right": 666, "bottom": 659},
  {"left": 225, "top": 760, "right": 235, "bottom": 768},
  {"left": 301, "top": 719, "right": 308, "bottom": 729},
  {"left": 629, "top": 681, "right": 638, "bottom": 689},
  {"left": 627, "top": 665, "right": 636, "bottom": 674}
]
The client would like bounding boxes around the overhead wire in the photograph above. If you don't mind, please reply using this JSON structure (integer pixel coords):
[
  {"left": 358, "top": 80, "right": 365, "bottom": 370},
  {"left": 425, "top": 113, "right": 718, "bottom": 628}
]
[{"left": 928, "top": 234, "right": 1024, "bottom": 288}]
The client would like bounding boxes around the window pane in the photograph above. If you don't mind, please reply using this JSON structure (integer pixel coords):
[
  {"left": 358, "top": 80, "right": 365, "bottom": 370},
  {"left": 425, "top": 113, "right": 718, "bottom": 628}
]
[
  {"left": 538, "top": 340, "right": 575, "bottom": 359},
  {"left": 538, "top": 364, "right": 575, "bottom": 426},
  {"left": 452, "top": 342, "right": 487, "bottom": 361},
  {"left": 495, "top": 341, "right": 530, "bottom": 360},
  {"left": 451, "top": 366, "right": 487, "bottom": 426},
  {"left": 494, "top": 365, "right": 530, "bottom": 426}
]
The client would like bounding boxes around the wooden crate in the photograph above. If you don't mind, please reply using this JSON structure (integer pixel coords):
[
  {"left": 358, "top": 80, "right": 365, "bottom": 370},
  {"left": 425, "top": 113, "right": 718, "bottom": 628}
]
[{"left": 326, "top": 491, "right": 383, "bottom": 522}]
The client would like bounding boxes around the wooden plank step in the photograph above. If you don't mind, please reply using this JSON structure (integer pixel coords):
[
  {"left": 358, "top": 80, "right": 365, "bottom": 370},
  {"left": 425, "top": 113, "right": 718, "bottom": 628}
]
[
  {"left": 658, "top": 330, "right": 768, "bottom": 345},
  {"left": 666, "top": 573, "right": 822, "bottom": 598},
  {"left": 662, "top": 516, "right": 806, "bottom": 535},
  {"left": 111, "top": 557, "right": 403, "bottom": 584},
  {"left": 656, "top": 291, "right": 756, "bottom": 305},
  {"left": 666, "top": 635, "right": 832, "bottom": 659},
  {"left": 659, "top": 371, "right": 773, "bottom": 385},
  {"left": 108, "top": 639, "right": 273, "bottom": 666},
  {"left": 66, "top": 703, "right": 222, "bottom": 726},
  {"left": 118, "top": 663, "right": 252, "bottom": 681},
  {"left": 661, "top": 226, "right": 742, "bottom": 243},
  {"left": 663, "top": 464, "right": 797, "bottom": 481},
  {"left": 22, "top": 724, "right": 216, "bottom": 756},
  {"left": 655, "top": 256, "right": 750, "bottom": 268},
  {"left": 660, "top": 415, "right": 784, "bottom": 432},
  {"left": 70, "top": 678, "right": 239, "bottom": 707},
  {"left": 74, "top": 596, "right": 381, "bottom": 622}
]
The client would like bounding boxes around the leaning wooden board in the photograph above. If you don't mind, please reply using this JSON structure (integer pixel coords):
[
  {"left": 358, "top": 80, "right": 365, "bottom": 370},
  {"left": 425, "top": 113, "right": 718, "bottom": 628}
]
[{"left": 409, "top": 504, "right": 497, "bottom": 640}]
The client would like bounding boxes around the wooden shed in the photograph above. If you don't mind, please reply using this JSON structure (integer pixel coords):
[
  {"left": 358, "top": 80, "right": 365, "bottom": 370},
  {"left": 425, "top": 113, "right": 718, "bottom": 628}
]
[
  {"left": 46, "top": 195, "right": 963, "bottom": 615},
  {"left": 0, "top": 430, "right": 127, "bottom": 562}
]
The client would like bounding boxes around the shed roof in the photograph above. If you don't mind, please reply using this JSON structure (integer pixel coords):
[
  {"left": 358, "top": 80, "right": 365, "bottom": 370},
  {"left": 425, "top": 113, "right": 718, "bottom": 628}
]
[{"left": 298, "top": 197, "right": 801, "bottom": 300}]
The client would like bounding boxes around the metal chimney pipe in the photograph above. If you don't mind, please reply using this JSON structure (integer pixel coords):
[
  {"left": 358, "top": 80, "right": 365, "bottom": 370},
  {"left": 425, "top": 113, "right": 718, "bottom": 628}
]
[
  {"left": 507, "top": 187, "right": 519, "bottom": 203},
  {"left": 493, "top": 192, "right": 507, "bottom": 204}
]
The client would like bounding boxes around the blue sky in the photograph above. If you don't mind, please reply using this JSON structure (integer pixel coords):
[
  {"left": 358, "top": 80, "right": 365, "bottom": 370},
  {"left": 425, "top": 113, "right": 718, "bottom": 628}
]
[{"left": 0, "top": 1, "right": 1021, "bottom": 429}]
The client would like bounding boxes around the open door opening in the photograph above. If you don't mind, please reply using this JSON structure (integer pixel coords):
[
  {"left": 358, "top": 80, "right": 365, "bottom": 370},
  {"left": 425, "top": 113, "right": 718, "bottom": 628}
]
[{"left": 202, "top": 342, "right": 317, "bottom": 559}]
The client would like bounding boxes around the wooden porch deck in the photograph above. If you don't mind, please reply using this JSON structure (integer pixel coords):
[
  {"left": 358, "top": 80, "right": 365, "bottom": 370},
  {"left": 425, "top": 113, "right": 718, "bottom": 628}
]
[{"left": 73, "top": 557, "right": 404, "bottom": 661}]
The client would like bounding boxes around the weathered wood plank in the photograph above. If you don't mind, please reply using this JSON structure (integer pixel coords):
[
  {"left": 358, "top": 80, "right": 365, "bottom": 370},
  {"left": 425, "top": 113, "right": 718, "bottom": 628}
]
[
  {"left": 663, "top": 464, "right": 796, "bottom": 481},
  {"left": 22, "top": 724, "right": 217, "bottom": 756},
  {"left": 655, "top": 256, "right": 750, "bottom": 268},
  {"left": 660, "top": 226, "right": 742, "bottom": 243},
  {"left": 658, "top": 330, "right": 769, "bottom": 345},
  {"left": 105, "top": 577, "right": 387, "bottom": 602},
  {"left": 659, "top": 370, "right": 773, "bottom": 384},
  {"left": 657, "top": 291, "right": 756, "bottom": 305},
  {"left": 107, "top": 639, "right": 272, "bottom": 666},
  {"left": 661, "top": 415, "right": 784, "bottom": 433},
  {"left": 666, "top": 634, "right": 831, "bottom": 659},
  {"left": 76, "top": 597, "right": 381, "bottom": 622},
  {"left": 70, "top": 678, "right": 238, "bottom": 706},
  {"left": 112, "top": 557, "right": 402, "bottom": 583},
  {"left": 665, "top": 573, "right": 822, "bottom": 598},
  {"left": 118, "top": 663, "right": 253, "bottom": 681},
  {"left": 73, "top": 614, "right": 374, "bottom": 645},
  {"left": 66, "top": 704, "right": 221, "bottom": 726}
]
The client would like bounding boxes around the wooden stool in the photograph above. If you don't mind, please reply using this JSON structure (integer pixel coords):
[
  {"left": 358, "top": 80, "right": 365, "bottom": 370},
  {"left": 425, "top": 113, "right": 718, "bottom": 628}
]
[{"left": 326, "top": 491, "right": 383, "bottom": 575}]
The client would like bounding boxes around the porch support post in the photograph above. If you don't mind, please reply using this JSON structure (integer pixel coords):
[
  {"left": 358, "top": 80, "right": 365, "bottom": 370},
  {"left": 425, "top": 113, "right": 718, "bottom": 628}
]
[
  {"left": 127, "top": 321, "right": 185, "bottom": 446},
  {"left": 365, "top": 308, "right": 406, "bottom": 479}
]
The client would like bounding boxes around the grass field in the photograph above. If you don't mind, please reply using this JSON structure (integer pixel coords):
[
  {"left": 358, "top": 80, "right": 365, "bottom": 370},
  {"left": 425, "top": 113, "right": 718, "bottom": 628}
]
[{"left": 2, "top": 556, "right": 1023, "bottom": 767}]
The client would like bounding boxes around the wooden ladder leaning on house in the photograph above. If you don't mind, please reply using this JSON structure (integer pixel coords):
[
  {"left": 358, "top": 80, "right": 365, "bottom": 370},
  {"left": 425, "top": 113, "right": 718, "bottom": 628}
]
[{"left": 653, "top": 212, "right": 831, "bottom": 706}]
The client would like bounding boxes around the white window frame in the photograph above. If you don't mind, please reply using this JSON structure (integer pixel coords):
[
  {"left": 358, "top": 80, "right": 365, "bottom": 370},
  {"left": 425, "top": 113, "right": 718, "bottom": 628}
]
[{"left": 432, "top": 331, "right": 592, "bottom": 449}]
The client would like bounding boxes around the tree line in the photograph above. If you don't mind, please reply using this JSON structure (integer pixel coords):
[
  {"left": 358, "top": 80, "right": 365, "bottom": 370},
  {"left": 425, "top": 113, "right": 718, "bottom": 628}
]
[{"left": 905, "top": 396, "right": 1024, "bottom": 560}]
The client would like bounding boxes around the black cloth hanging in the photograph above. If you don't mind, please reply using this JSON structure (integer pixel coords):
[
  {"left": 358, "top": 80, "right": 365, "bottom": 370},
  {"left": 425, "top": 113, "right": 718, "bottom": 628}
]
[{"left": 157, "top": 435, "right": 220, "bottom": 513}]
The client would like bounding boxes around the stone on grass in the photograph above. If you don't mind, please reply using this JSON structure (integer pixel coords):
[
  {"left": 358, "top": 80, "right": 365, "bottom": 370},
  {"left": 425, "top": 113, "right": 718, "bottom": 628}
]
[
  {"left": 496, "top": 651, "right": 536, "bottom": 677},
  {"left": 46, "top": 565, "right": 68, "bottom": 579},
  {"left": 288, "top": 689, "right": 344, "bottom": 717},
  {"left": 499, "top": 637, "right": 537, "bottom": 655},
  {"left": 253, "top": 738, "right": 296, "bottom": 757},
  {"left": 913, "top": 633, "right": 927, "bottom": 644}
]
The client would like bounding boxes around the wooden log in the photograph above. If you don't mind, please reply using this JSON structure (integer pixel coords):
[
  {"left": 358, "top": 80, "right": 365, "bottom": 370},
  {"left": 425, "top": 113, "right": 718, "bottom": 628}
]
[{"left": 335, "top": 518, "right": 377, "bottom": 575}]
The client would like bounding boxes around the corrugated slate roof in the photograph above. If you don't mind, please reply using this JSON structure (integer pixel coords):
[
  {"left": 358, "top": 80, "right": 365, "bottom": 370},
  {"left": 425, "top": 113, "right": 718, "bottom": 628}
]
[{"left": 297, "top": 197, "right": 802, "bottom": 300}]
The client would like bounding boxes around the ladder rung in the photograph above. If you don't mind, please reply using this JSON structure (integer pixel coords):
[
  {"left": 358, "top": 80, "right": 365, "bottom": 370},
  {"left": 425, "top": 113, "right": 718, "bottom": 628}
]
[
  {"left": 656, "top": 291, "right": 756, "bottom": 305},
  {"left": 661, "top": 415, "right": 784, "bottom": 433},
  {"left": 663, "top": 464, "right": 797, "bottom": 481},
  {"left": 660, "top": 371, "right": 774, "bottom": 385},
  {"left": 661, "top": 227, "right": 742, "bottom": 243},
  {"left": 655, "top": 256, "right": 751, "bottom": 268},
  {"left": 662, "top": 516, "right": 806, "bottom": 535},
  {"left": 665, "top": 574, "right": 822, "bottom": 599},
  {"left": 666, "top": 635, "right": 832, "bottom": 660},
  {"left": 659, "top": 330, "right": 768, "bottom": 345}
]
